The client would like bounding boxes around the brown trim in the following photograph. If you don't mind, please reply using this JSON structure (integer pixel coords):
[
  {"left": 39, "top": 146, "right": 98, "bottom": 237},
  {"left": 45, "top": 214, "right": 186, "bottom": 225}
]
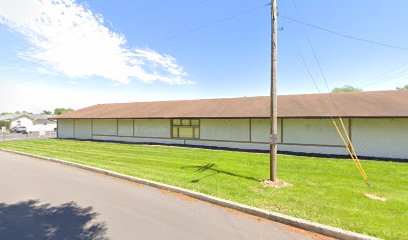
[
  {"left": 171, "top": 118, "right": 201, "bottom": 140},
  {"left": 280, "top": 118, "right": 284, "bottom": 144},
  {"left": 348, "top": 118, "right": 352, "bottom": 142},
  {"left": 249, "top": 118, "right": 252, "bottom": 142},
  {"left": 133, "top": 119, "right": 135, "bottom": 137},
  {"left": 52, "top": 116, "right": 408, "bottom": 121},
  {"left": 116, "top": 119, "right": 119, "bottom": 136},
  {"left": 56, "top": 120, "right": 59, "bottom": 138},
  {"left": 169, "top": 119, "right": 173, "bottom": 138},
  {"left": 91, "top": 119, "right": 93, "bottom": 139},
  {"left": 73, "top": 119, "right": 76, "bottom": 138}
]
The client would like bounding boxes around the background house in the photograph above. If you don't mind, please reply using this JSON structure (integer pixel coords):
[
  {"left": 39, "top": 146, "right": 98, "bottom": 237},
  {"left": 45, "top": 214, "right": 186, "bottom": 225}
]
[
  {"left": 0, "top": 114, "right": 57, "bottom": 132},
  {"left": 53, "top": 90, "right": 408, "bottom": 160}
]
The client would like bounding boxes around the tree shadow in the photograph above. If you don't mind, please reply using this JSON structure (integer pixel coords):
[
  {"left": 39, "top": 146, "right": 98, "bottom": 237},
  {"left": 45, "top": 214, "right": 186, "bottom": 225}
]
[
  {"left": 181, "top": 163, "right": 259, "bottom": 183},
  {"left": 0, "top": 199, "right": 108, "bottom": 240}
]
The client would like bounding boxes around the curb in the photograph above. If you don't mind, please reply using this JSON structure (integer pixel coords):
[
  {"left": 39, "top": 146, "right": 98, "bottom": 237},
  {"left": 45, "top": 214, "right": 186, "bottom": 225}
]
[{"left": 0, "top": 148, "right": 380, "bottom": 240}]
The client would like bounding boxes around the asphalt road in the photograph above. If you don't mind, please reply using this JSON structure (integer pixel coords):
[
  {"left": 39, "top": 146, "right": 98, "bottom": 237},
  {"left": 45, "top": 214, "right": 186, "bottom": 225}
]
[{"left": 0, "top": 151, "right": 323, "bottom": 240}]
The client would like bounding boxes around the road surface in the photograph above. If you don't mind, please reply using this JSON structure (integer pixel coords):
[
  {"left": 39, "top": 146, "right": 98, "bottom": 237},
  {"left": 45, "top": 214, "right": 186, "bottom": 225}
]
[{"left": 0, "top": 151, "right": 325, "bottom": 240}]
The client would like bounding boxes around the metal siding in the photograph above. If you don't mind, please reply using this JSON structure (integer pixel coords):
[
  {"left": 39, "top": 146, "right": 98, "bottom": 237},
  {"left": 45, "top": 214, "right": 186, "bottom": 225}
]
[
  {"left": 74, "top": 119, "right": 92, "bottom": 139},
  {"left": 133, "top": 119, "right": 170, "bottom": 138},
  {"left": 283, "top": 118, "right": 348, "bottom": 146},
  {"left": 57, "top": 119, "right": 74, "bottom": 138},
  {"left": 200, "top": 119, "right": 250, "bottom": 141},
  {"left": 250, "top": 118, "right": 281, "bottom": 143},
  {"left": 93, "top": 119, "right": 117, "bottom": 136},
  {"left": 118, "top": 119, "right": 133, "bottom": 136},
  {"left": 352, "top": 118, "right": 408, "bottom": 159}
]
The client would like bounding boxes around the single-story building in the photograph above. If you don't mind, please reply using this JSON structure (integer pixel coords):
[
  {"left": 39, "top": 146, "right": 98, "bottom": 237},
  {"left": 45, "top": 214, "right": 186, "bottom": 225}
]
[
  {"left": 0, "top": 114, "right": 57, "bottom": 132},
  {"left": 53, "top": 90, "right": 408, "bottom": 160}
]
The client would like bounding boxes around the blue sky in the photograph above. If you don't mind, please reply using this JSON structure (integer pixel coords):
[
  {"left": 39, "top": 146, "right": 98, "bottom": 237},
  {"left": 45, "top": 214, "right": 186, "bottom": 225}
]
[{"left": 1, "top": 0, "right": 407, "bottom": 112}]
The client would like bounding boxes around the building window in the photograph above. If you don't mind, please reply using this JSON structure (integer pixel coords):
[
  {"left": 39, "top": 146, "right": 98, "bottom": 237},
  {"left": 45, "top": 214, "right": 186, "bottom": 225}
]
[{"left": 171, "top": 119, "right": 200, "bottom": 139}]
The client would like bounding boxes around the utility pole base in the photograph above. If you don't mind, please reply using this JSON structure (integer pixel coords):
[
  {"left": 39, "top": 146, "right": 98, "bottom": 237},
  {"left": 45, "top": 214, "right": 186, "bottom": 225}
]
[{"left": 260, "top": 179, "right": 292, "bottom": 189}]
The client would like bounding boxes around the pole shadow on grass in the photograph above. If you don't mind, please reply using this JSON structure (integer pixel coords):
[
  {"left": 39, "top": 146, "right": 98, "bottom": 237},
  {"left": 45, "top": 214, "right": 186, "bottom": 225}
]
[
  {"left": 0, "top": 200, "right": 107, "bottom": 240},
  {"left": 181, "top": 163, "right": 259, "bottom": 183}
]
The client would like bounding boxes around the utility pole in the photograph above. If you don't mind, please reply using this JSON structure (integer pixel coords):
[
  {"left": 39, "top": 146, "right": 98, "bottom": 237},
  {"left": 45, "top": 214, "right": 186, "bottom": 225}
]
[{"left": 270, "top": 0, "right": 278, "bottom": 182}]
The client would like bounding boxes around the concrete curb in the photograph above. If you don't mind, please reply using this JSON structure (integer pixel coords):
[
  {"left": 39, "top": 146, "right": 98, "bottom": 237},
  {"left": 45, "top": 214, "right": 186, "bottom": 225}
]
[{"left": 0, "top": 148, "right": 380, "bottom": 240}]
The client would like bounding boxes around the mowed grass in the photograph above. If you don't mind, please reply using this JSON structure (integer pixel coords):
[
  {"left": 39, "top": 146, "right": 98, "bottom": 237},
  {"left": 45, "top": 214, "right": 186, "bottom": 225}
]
[{"left": 0, "top": 139, "right": 407, "bottom": 239}]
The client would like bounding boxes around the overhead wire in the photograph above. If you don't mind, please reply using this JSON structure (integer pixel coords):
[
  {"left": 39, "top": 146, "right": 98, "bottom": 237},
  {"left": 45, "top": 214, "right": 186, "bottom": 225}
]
[
  {"left": 6, "top": 2, "right": 270, "bottom": 86},
  {"left": 295, "top": 46, "right": 321, "bottom": 92},
  {"left": 281, "top": 15, "right": 408, "bottom": 51},
  {"left": 290, "top": 0, "right": 370, "bottom": 186},
  {"left": 150, "top": 2, "right": 270, "bottom": 45}
]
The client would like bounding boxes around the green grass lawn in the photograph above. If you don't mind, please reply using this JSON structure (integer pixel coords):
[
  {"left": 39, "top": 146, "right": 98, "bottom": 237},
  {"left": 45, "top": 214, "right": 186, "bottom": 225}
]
[{"left": 1, "top": 139, "right": 407, "bottom": 239}]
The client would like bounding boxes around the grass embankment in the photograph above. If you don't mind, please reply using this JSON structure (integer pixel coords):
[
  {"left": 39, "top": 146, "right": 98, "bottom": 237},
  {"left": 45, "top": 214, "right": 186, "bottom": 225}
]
[{"left": 0, "top": 139, "right": 407, "bottom": 239}]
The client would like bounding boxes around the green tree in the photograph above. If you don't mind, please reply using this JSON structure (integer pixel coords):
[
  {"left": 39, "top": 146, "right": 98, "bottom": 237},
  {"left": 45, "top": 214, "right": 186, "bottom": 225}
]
[
  {"left": 42, "top": 110, "right": 52, "bottom": 115},
  {"left": 53, "top": 108, "right": 73, "bottom": 115},
  {"left": 331, "top": 85, "right": 362, "bottom": 93},
  {"left": 396, "top": 84, "right": 408, "bottom": 90}
]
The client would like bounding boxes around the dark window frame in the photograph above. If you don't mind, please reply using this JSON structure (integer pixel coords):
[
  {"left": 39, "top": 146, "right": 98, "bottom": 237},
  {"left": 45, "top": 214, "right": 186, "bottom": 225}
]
[{"left": 171, "top": 119, "right": 200, "bottom": 139}]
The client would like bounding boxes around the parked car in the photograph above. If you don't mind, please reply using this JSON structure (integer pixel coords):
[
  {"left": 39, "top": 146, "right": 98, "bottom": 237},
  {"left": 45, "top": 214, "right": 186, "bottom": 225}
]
[{"left": 10, "top": 126, "right": 27, "bottom": 133}]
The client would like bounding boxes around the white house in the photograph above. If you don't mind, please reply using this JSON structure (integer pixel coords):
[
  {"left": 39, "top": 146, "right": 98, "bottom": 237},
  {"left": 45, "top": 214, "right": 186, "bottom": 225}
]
[
  {"left": 0, "top": 114, "right": 57, "bottom": 132},
  {"left": 53, "top": 90, "right": 408, "bottom": 160}
]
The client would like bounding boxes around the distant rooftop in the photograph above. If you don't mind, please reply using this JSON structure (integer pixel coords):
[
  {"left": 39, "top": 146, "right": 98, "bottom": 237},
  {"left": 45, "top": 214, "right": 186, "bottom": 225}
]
[{"left": 0, "top": 113, "right": 52, "bottom": 121}]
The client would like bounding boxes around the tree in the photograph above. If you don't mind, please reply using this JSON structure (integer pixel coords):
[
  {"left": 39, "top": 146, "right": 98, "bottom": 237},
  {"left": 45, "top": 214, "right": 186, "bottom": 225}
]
[
  {"left": 396, "top": 84, "right": 408, "bottom": 90},
  {"left": 331, "top": 85, "right": 362, "bottom": 93},
  {"left": 42, "top": 110, "right": 52, "bottom": 115},
  {"left": 53, "top": 108, "right": 73, "bottom": 115}
]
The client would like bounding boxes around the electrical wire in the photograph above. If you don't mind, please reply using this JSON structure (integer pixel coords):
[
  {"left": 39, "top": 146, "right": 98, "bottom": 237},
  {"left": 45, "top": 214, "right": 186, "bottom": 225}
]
[
  {"left": 295, "top": 46, "right": 321, "bottom": 92},
  {"left": 6, "top": 2, "right": 270, "bottom": 86},
  {"left": 150, "top": 3, "right": 270, "bottom": 45},
  {"left": 281, "top": 15, "right": 408, "bottom": 51}
]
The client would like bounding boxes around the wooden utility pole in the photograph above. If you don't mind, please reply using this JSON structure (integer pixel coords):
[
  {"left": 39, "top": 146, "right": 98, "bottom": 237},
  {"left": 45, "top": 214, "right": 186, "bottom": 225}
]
[{"left": 270, "top": 0, "right": 278, "bottom": 182}]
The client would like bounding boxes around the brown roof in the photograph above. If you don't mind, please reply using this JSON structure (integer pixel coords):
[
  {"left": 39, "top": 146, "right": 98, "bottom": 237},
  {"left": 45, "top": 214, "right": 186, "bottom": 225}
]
[{"left": 53, "top": 90, "right": 408, "bottom": 119}]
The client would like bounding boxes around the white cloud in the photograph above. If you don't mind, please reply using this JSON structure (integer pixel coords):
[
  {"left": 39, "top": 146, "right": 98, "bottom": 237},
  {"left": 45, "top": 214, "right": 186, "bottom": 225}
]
[{"left": 0, "top": 0, "right": 190, "bottom": 84}]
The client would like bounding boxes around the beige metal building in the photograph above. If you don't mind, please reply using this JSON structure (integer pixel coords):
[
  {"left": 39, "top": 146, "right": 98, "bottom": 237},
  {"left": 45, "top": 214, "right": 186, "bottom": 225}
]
[{"left": 53, "top": 90, "right": 408, "bottom": 160}]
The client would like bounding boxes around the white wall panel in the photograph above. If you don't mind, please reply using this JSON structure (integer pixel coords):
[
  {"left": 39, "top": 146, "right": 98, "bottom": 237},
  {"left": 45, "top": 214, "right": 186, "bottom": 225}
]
[
  {"left": 352, "top": 118, "right": 408, "bottom": 159},
  {"left": 250, "top": 118, "right": 281, "bottom": 143},
  {"left": 118, "top": 119, "right": 133, "bottom": 136},
  {"left": 283, "top": 118, "right": 348, "bottom": 146},
  {"left": 74, "top": 119, "right": 92, "bottom": 139},
  {"left": 93, "top": 119, "right": 117, "bottom": 136},
  {"left": 58, "top": 119, "right": 74, "bottom": 138},
  {"left": 133, "top": 119, "right": 170, "bottom": 138},
  {"left": 200, "top": 119, "right": 249, "bottom": 141}
]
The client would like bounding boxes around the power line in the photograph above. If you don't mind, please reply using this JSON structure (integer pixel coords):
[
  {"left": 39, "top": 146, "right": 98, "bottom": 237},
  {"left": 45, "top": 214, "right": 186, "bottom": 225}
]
[
  {"left": 355, "top": 63, "right": 408, "bottom": 87},
  {"left": 151, "top": 3, "right": 270, "bottom": 45},
  {"left": 281, "top": 15, "right": 408, "bottom": 51},
  {"left": 359, "top": 67, "right": 408, "bottom": 87},
  {"left": 295, "top": 46, "right": 321, "bottom": 92},
  {"left": 6, "top": 2, "right": 270, "bottom": 86},
  {"left": 290, "top": 0, "right": 330, "bottom": 92},
  {"left": 289, "top": 0, "right": 408, "bottom": 90}
]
